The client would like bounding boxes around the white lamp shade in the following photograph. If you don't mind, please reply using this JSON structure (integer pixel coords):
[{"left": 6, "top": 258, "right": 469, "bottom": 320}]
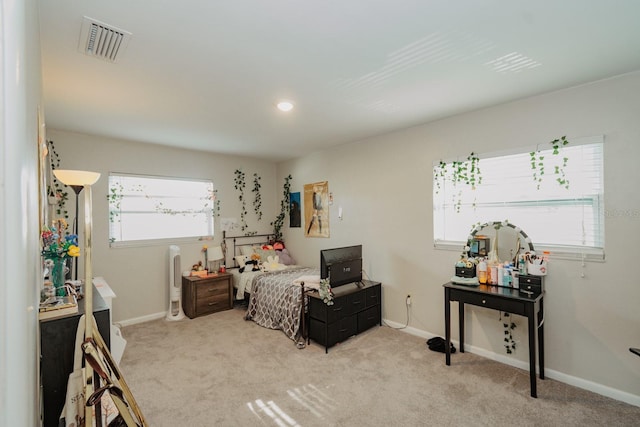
[
  {"left": 207, "top": 246, "right": 224, "bottom": 261},
  {"left": 53, "top": 169, "right": 101, "bottom": 186}
]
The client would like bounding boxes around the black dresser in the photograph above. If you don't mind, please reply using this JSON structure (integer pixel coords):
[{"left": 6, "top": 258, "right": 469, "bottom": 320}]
[
  {"left": 307, "top": 280, "right": 382, "bottom": 353},
  {"left": 39, "top": 287, "right": 111, "bottom": 427}
]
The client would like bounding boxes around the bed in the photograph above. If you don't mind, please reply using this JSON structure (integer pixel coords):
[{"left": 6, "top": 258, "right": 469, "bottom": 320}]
[{"left": 223, "top": 233, "right": 320, "bottom": 347}]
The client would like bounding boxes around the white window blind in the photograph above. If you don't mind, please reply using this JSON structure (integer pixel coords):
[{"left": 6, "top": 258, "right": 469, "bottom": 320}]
[
  {"left": 108, "top": 173, "right": 215, "bottom": 246},
  {"left": 433, "top": 137, "right": 604, "bottom": 260}
]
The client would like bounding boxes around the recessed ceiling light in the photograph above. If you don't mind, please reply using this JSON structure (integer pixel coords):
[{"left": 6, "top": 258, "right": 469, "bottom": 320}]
[{"left": 277, "top": 101, "right": 294, "bottom": 112}]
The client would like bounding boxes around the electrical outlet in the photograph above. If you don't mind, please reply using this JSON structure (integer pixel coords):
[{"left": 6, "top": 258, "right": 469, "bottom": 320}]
[{"left": 406, "top": 295, "right": 411, "bottom": 306}]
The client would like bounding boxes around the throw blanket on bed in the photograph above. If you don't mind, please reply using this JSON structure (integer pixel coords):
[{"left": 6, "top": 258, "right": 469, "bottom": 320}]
[
  {"left": 236, "top": 270, "right": 262, "bottom": 299},
  {"left": 245, "top": 266, "right": 319, "bottom": 344}
]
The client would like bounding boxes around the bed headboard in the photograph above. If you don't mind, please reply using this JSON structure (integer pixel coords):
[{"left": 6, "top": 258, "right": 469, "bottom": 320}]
[{"left": 223, "top": 231, "right": 275, "bottom": 268}]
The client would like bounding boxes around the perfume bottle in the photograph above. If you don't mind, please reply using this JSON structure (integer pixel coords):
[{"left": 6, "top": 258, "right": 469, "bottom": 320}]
[{"left": 478, "top": 259, "right": 487, "bottom": 284}]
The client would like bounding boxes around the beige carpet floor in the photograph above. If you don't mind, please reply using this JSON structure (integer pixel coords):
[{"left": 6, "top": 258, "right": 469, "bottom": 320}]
[{"left": 119, "top": 306, "right": 640, "bottom": 426}]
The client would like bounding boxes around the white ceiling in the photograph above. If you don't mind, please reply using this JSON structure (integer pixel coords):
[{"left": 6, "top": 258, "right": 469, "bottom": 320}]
[{"left": 39, "top": 1, "right": 640, "bottom": 162}]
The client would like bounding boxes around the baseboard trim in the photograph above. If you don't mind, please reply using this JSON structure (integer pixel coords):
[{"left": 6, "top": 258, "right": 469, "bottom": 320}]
[
  {"left": 116, "top": 311, "right": 166, "bottom": 327},
  {"left": 383, "top": 318, "right": 640, "bottom": 407}
]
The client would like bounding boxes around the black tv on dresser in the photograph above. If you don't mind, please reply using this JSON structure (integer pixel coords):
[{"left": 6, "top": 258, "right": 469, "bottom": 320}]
[{"left": 320, "top": 245, "right": 362, "bottom": 288}]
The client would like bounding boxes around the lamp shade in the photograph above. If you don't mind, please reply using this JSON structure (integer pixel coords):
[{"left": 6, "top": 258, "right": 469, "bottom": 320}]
[
  {"left": 53, "top": 169, "right": 101, "bottom": 186},
  {"left": 207, "top": 246, "right": 224, "bottom": 261}
]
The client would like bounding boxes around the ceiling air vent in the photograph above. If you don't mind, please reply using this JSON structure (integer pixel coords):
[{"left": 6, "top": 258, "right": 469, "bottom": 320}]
[{"left": 78, "top": 16, "right": 132, "bottom": 63}]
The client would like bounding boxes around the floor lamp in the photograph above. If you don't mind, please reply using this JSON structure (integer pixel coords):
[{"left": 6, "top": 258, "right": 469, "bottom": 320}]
[
  {"left": 53, "top": 169, "right": 100, "bottom": 423},
  {"left": 53, "top": 169, "right": 147, "bottom": 426}
]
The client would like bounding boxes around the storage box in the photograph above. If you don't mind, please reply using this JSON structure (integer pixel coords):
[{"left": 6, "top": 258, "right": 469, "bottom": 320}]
[
  {"left": 519, "top": 274, "right": 544, "bottom": 295},
  {"left": 455, "top": 266, "right": 476, "bottom": 278},
  {"left": 526, "top": 261, "right": 548, "bottom": 276}
]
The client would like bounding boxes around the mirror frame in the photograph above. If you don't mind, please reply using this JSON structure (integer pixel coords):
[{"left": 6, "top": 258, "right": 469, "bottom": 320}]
[{"left": 467, "top": 221, "right": 535, "bottom": 262}]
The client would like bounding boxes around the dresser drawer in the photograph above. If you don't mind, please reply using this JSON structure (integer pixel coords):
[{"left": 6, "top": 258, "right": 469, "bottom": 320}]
[
  {"left": 455, "top": 290, "right": 525, "bottom": 315},
  {"left": 357, "top": 305, "right": 380, "bottom": 332},
  {"left": 348, "top": 291, "right": 366, "bottom": 313},
  {"left": 310, "top": 315, "right": 357, "bottom": 348},
  {"left": 365, "top": 284, "right": 381, "bottom": 308},
  {"left": 310, "top": 296, "right": 350, "bottom": 323}
]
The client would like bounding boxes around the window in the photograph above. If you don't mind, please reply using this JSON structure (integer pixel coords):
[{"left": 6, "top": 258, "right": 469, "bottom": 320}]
[
  {"left": 433, "top": 136, "right": 604, "bottom": 260},
  {"left": 108, "top": 173, "right": 215, "bottom": 246}
]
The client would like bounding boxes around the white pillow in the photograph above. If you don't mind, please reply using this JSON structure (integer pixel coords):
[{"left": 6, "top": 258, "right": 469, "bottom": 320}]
[{"left": 235, "top": 255, "right": 247, "bottom": 268}]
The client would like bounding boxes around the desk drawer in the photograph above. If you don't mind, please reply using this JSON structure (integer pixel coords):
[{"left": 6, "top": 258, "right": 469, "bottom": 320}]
[{"left": 456, "top": 291, "right": 525, "bottom": 315}]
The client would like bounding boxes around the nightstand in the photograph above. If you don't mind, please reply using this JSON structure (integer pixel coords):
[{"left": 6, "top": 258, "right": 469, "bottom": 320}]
[{"left": 182, "top": 272, "right": 233, "bottom": 318}]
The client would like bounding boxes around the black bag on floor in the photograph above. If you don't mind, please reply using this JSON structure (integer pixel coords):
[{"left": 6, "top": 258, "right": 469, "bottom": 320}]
[{"left": 427, "top": 337, "right": 456, "bottom": 353}]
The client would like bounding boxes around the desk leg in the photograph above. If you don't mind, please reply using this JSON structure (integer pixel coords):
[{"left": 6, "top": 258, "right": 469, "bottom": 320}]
[
  {"left": 459, "top": 302, "right": 465, "bottom": 353},
  {"left": 527, "top": 310, "right": 537, "bottom": 398},
  {"left": 445, "top": 288, "right": 451, "bottom": 365},
  {"left": 538, "top": 299, "right": 545, "bottom": 380}
]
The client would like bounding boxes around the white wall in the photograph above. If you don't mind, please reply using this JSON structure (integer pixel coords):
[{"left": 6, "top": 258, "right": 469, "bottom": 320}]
[
  {"left": 0, "top": 0, "right": 42, "bottom": 425},
  {"left": 47, "top": 129, "right": 279, "bottom": 322},
  {"left": 278, "top": 71, "right": 640, "bottom": 403}
]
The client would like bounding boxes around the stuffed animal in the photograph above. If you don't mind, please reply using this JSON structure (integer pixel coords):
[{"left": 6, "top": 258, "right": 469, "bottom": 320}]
[
  {"left": 239, "top": 259, "right": 260, "bottom": 273},
  {"left": 261, "top": 255, "right": 286, "bottom": 272},
  {"left": 276, "top": 248, "right": 295, "bottom": 265}
]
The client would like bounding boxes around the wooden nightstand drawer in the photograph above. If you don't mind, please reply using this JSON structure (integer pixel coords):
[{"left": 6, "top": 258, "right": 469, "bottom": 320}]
[
  {"left": 196, "top": 292, "right": 229, "bottom": 315},
  {"left": 182, "top": 273, "right": 233, "bottom": 318},
  {"left": 196, "top": 281, "right": 228, "bottom": 298}
]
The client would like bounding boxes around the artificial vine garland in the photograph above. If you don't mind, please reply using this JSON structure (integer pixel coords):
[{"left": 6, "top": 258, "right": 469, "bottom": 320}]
[
  {"left": 434, "top": 151, "right": 482, "bottom": 213},
  {"left": 233, "top": 169, "right": 248, "bottom": 231},
  {"left": 530, "top": 136, "right": 570, "bottom": 190},
  {"left": 252, "top": 173, "right": 262, "bottom": 221},
  {"left": 501, "top": 312, "right": 517, "bottom": 354},
  {"left": 212, "top": 188, "right": 221, "bottom": 218},
  {"left": 271, "top": 174, "right": 292, "bottom": 242},
  {"left": 46, "top": 140, "right": 70, "bottom": 222}
]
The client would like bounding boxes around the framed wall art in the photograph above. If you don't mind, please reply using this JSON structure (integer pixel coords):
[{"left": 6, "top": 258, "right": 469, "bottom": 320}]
[{"left": 304, "top": 181, "right": 329, "bottom": 238}]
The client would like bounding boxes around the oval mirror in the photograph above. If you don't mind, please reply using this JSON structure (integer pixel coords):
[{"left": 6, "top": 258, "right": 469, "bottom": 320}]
[{"left": 467, "top": 221, "right": 534, "bottom": 264}]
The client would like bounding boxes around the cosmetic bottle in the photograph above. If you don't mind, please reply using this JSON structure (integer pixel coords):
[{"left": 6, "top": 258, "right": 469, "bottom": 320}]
[
  {"left": 478, "top": 259, "right": 487, "bottom": 284},
  {"left": 503, "top": 262, "right": 512, "bottom": 287},
  {"left": 489, "top": 263, "right": 498, "bottom": 285},
  {"left": 518, "top": 255, "right": 527, "bottom": 275}
]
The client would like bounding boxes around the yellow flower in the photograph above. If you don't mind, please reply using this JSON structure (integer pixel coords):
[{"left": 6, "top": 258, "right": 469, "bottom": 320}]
[{"left": 67, "top": 245, "right": 80, "bottom": 257}]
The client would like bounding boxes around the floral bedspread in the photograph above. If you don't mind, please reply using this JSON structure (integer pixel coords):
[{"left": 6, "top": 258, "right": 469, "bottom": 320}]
[{"left": 245, "top": 267, "right": 318, "bottom": 345}]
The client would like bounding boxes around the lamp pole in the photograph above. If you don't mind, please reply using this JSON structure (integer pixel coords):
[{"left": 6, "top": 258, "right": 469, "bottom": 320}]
[{"left": 70, "top": 185, "right": 83, "bottom": 281}]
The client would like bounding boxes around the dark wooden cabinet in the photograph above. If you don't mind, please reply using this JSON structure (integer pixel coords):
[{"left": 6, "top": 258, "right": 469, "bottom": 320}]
[
  {"left": 40, "top": 288, "right": 111, "bottom": 427},
  {"left": 308, "top": 280, "right": 381, "bottom": 352},
  {"left": 182, "top": 273, "right": 233, "bottom": 318}
]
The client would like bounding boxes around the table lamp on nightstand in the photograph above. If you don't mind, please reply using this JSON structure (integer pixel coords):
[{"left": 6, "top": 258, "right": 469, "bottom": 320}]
[{"left": 207, "top": 245, "right": 225, "bottom": 273}]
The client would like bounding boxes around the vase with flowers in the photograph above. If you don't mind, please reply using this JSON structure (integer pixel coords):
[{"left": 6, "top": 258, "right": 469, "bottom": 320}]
[{"left": 41, "top": 219, "right": 80, "bottom": 296}]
